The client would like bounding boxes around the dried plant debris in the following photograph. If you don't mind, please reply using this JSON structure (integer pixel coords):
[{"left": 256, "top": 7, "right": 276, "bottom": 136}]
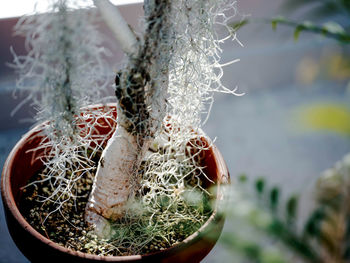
[{"left": 20, "top": 144, "right": 213, "bottom": 256}]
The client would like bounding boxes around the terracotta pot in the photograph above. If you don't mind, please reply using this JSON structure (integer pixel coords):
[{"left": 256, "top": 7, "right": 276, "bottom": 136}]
[{"left": 1, "top": 104, "right": 229, "bottom": 263}]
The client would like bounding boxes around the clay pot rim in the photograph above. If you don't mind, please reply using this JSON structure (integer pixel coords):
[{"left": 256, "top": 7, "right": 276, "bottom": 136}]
[{"left": 1, "top": 104, "right": 229, "bottom": 261}]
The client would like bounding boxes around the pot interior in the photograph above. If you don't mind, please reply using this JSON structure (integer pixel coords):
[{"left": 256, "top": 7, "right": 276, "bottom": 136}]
[{"left": 2, "top": 104, "right": 229, "bottom": 262}]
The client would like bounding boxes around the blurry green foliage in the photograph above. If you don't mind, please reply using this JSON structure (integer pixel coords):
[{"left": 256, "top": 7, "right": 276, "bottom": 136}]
[
  {"left": 221, "top": 176, "right": 319, "bottom": 262},
  {"left": 221, "top": 168, "right": 350, "bottom": 262},
  {"left": 230, "top": 17, "right": 350, "bottom": 43},
  {"left": 225, "top": 1, "right": 350, "bottom": 262},
  {"left": 231, "top": 0, "right": 350, "bottom": 44}
]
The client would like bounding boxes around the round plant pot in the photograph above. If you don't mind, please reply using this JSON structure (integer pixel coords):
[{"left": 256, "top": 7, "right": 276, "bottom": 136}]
[{"left": 1, "top": 104, "right": 229, "bottom": 263}]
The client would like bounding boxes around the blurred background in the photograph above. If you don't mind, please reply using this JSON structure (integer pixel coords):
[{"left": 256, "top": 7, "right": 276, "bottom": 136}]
[{"left": 1, "top": 0, "right": 350, "bottom": 262}]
